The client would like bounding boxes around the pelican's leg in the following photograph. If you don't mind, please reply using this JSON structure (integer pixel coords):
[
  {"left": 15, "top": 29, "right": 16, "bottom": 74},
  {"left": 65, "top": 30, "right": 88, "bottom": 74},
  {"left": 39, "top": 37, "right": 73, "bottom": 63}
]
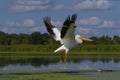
[
  {"left": 64, "top": 53, "right": 67, "bottom": 63},
  {"left": 60, "top": 52, "right": 64, "bottom": 63}
]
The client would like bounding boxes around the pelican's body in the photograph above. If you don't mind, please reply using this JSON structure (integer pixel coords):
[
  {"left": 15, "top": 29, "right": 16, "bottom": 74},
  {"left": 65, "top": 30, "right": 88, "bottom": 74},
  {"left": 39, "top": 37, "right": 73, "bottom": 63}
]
[
  {"left": 54, "top": 35, "right": 82, "bottom": 53},
  {"left": 44, "top": 14, "right": 93, "bottom": 63}
]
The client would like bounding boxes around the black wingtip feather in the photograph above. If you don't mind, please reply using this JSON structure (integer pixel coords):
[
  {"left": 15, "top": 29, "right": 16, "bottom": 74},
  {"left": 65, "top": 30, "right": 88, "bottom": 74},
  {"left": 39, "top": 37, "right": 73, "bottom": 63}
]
[
  {"left": 72, "top": 14, "right": 77, "bottom": 23},
  {"left": 44, "top": 16, "right": 55, "bottom": 28},
  {"left": 61, "top": 13, "right": 77, "bottom": 39},
  {"left": 43, "top": 16, "right": 55, "bottom": 36}
]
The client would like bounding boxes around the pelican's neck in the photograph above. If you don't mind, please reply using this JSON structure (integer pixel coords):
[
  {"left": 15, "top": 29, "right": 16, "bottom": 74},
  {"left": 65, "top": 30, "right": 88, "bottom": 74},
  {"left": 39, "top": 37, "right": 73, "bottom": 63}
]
[{"left": 75, "top": 35, "right": 83, "bottom": 44}]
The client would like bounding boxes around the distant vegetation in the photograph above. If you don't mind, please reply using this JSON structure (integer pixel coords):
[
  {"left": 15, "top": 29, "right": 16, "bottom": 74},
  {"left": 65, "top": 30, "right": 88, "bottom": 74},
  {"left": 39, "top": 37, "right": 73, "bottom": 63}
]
[
  {"left": 0, "top": 31, "right": 120, "bottom": 53},
  {"left": 0, "top": 31, "right": 120, "bottom": 45},
  {"left": 0, "top": 31, "right": 50, "bottom": 45}
]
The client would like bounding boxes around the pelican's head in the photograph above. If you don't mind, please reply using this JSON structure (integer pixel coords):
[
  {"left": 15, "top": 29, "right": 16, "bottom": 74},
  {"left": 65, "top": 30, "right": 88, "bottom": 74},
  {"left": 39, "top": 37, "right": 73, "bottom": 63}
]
[{"left": 75, "top": 35, "right": 93, "bottom": 44}]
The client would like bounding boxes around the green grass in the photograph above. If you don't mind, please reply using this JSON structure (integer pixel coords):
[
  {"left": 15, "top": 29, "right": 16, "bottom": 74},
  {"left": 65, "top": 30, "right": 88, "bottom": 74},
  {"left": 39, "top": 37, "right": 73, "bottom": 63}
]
[
  {"left": 0, "top": 44, "right": 120, "bottom": 56},
  {"left": 0, "top": 70, "right": 120, "bottom": 80},
  {"left": 0, "top": 73, "right": 92, "bottom": 80},
  {"left": 0, "top": 44, "right": 120, "bottom": 52}
]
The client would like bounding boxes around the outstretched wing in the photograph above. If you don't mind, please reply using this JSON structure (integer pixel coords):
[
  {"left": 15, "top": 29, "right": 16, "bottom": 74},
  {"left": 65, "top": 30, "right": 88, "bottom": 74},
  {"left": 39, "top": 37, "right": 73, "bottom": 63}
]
[
  {"left": 61, "top": 14, "right": 77, "bottom": 44},
  {"left": 43, "top": 17, "right": 62, "bottom": 43}
]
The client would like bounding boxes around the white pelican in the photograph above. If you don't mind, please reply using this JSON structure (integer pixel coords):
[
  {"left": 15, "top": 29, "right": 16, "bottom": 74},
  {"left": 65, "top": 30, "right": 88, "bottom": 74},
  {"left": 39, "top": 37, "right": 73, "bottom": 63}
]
[{"left": 43, "top": 14, "right": 93, "bottom": 63}]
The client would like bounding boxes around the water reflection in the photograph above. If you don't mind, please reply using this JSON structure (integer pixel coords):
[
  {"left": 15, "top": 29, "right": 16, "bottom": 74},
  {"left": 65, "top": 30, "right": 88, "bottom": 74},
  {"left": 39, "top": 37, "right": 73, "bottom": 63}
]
[{"left": 0, "top": 54, "right": 120, "bottom": 70}]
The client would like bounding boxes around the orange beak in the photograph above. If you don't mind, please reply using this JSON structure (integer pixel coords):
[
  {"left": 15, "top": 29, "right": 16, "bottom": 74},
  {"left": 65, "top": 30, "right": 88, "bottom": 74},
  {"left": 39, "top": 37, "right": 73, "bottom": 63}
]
[{"left": 80, "top": 36, "right": 93, "bottom": 42}]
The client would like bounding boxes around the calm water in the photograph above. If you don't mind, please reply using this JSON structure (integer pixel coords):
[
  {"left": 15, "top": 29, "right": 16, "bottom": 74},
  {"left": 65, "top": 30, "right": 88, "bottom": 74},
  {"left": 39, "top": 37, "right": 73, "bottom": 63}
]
[{"left": 0, "top": 54, "right": 120, "bottom": 71}]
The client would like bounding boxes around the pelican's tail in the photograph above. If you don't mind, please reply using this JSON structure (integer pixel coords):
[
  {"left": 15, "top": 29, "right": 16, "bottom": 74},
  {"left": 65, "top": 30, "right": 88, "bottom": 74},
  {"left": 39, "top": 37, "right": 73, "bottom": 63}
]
[
  {"left": 54, "top": 45, "right": 65, "bottom": 53},
  {"left": 54, "top": 45, "right": 69, "bottom": 53}
]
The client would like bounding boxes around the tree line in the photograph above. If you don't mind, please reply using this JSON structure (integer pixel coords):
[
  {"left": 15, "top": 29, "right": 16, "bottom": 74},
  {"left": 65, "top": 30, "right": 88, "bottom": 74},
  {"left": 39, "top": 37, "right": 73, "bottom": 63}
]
[
  {"left": 0, "top": 31, "right": 120, "bottom": 45},
  {"left": 0, "top": 31, "right": 50, "bottom": 45}
]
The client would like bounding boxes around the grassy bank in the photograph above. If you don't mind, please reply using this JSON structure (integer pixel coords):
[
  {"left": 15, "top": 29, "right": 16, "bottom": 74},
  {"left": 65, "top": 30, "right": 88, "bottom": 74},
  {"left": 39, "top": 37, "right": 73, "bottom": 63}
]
[
  {"left": 0, "top": 45, "right": 120, "bottom": 57},
  {"left": 0, "top": 44, "right": 120, "bottom": 52},
  {"left": 0, "top": 70, "right": 92, "bottom": 80},
  {"left": 0, "top": 70, "right": 120, "bottom": 80},
  {"left": 0, "top": 44, "right": 120, "bottom": 56}
]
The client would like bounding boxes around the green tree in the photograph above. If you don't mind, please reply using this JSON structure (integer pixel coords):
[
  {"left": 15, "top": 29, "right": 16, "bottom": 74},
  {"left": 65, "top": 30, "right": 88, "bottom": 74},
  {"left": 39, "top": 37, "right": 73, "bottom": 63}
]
[
  {"left": 19, "top": 33, "right": 30, "bottom": 44},
  {"left": 10, "top": 34, "right": 21, "bottom": 45},
  {"left": 30, "top": 32, "right": 43, "bottom": 44},
  {"left": 0, "top": 31, "right": 9, "bottom": 45},
  {"left": 113, "top": 35, "right": 120, "bottom": 45},
  {"left": 41, "top": 33, "right": 50, "bottom": 44}
]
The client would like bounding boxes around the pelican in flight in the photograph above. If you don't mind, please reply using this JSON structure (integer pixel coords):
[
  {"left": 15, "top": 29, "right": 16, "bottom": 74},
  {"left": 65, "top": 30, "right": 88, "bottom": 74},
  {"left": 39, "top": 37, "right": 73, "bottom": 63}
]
[{"left": 43, "top": 14, "right": 93, "bottom": 63}]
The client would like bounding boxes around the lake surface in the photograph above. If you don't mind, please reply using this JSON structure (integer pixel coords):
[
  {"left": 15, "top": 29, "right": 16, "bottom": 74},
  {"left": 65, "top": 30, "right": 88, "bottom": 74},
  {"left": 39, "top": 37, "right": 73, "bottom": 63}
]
[{"left": 0, "top": 53, "right": 120, "bottom": 71}]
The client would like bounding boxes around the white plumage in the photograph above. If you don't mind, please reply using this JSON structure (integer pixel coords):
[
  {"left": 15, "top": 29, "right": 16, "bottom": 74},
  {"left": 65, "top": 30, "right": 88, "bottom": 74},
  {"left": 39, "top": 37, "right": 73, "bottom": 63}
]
[
  {"left": 44, "top": 14, "right": 93, "bottom": 63},
  {"left": 52, "top": 28, "right": 63, "bottom": 44}
]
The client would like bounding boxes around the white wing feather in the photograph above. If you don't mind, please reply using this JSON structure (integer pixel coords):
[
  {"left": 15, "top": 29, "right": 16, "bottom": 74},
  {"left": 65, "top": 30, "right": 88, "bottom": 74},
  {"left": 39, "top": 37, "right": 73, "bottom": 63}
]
[
  {"left": 44, "top": 17, "right": 63, "bottom": 44},
  {"left": 52, "top": 28, "right": 63, "bottom": 44},
  {"left": 62, "top": 24, "right": 75, "bottom": 44}
]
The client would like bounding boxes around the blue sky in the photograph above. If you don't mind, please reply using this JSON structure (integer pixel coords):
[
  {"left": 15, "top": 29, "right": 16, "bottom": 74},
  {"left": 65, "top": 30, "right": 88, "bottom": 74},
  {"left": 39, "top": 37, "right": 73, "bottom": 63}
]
[{"left": 0, "top": 0, "right": 120, "bottom": 37}]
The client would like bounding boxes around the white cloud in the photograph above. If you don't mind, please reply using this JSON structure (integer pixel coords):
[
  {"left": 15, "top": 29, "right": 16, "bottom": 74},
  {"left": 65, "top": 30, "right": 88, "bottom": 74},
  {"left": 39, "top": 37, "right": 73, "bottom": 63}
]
[
  {"left": 96, "top": 0, "right": 110, "bottom": 9},
  {"left": 78, "top": 17, "right": 116, "bottom": 28},
  {"left": 23, "top": 19, "right": 35, "bottom": 27},
  {"left": 79, "top": 17, "right": 101, "bottom": 26},
  {"left": 11, "top": 0, "right": 53, "bottom": 12},
  {"left": 7, "top": 21, "right": 20, "bottom": 27},
  {"left": 73, "top": 0, "right": 111, "bottom": 10},
  {"left": 98, "top": 21, "right": 115, "bottom": 28},
  {"left": 1, "top": 27, "right": 8, "bottom": 32},
  {"left": 77, "top": 27, "right": 92, "bottom": 34},
  {"left": 31, "top": 26, "right": 46, "bottom": 33},
  {"left": 7, "top": 19, "right": 35, "bottom": 27},
  {"left": 76, "top": 16, "right": 117, "bottom": 35},
  {"left": 31, "top": 26, "right": 41, "bottom": 32},
  {"left": 15, "top": 0, "right": 51, "bottom": 5}
]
